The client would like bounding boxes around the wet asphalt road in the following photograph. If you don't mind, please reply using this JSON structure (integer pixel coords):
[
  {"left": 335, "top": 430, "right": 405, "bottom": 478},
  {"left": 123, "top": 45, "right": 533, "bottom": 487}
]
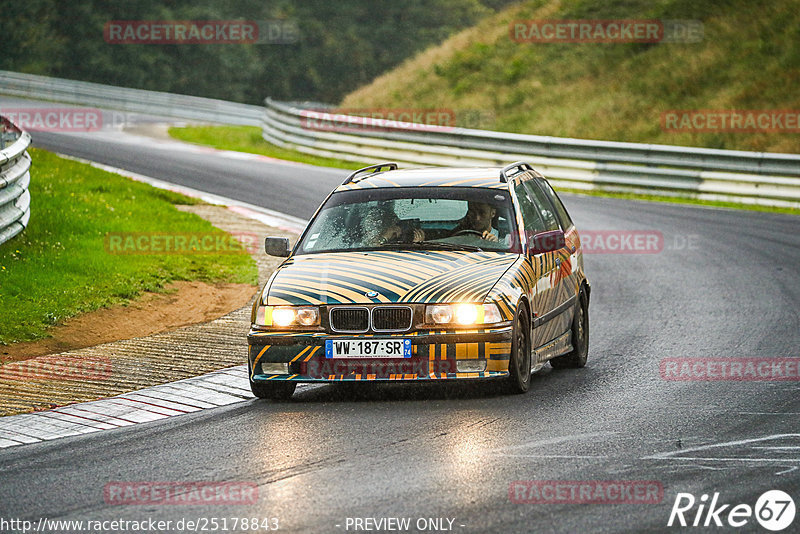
[{"left": 1, "top": 101, "right": 799, "bottom": 533}]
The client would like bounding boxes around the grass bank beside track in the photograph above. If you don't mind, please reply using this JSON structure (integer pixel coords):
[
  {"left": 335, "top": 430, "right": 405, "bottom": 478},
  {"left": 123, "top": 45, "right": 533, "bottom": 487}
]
[
  {"left": 168, "top": 125, "right": 367, "bottom": 170},
  {"left": 168, "top": 125, "right": 800, "bottom": 216},
  {"left": 0, "top": 148, "right": 258, "bottom": 346}
]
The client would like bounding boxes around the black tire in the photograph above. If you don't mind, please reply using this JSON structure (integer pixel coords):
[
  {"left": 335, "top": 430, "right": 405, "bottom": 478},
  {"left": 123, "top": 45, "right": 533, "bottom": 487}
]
[
  {"left": 505, "top": 306, "right": 532, "bottom": 394},
  {"left": 550, "top": 288, "right": 589, "bottom": 369},
  {"left": 250, "top": 379, "right": 296, "bottom": 400}
]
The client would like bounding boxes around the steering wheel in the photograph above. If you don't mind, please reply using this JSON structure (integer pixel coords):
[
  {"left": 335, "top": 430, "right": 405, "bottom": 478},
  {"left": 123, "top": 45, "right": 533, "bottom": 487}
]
[{"left": 452, "top": 229, "right": 484, "bottom": 237}]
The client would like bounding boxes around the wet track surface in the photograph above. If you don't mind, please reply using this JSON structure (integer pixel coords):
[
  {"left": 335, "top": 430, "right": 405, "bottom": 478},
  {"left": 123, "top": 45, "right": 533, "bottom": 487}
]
[{"left": 1, "top": 104, "right": 799, "bottom": 533}]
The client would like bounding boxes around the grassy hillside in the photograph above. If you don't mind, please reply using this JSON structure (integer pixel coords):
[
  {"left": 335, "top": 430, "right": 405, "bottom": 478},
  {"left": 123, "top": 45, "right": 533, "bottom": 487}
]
[{"left": 341, "top": 0, "right": 800, "bottom": 153}]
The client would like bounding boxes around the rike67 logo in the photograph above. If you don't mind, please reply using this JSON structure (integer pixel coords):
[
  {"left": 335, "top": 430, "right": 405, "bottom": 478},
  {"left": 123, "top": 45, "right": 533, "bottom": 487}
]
[{"left": 668, "top": 490, "right": 795, "bottom": 531}]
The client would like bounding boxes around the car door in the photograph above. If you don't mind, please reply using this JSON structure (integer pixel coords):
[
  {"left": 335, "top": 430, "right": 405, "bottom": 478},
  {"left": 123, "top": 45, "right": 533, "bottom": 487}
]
[
  {"left": 532, "top": 176, "right": 581, "bottom": 307},
  {"left": 524, "top": 178, "right": 577, "bottom": 346},
  {"left": 512, "top": 175, "right": 560, "bottom": 349}
]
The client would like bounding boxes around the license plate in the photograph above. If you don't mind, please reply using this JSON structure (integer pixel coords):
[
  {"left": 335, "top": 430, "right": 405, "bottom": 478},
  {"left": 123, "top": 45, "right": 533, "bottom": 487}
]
[{"left": 325, "top": 339, "right": 411, "bottom": 359}]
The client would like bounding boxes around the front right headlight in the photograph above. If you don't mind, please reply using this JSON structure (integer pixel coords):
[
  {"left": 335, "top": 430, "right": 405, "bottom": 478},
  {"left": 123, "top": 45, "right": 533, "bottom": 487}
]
[{"left": 425, "top": 303, "right": 503, "bottom": 325}]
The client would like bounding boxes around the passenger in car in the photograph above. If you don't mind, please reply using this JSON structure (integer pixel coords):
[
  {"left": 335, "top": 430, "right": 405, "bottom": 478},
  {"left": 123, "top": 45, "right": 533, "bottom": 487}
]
[{"left": 362, "top": 202, "right": 425, "bottom": 245}]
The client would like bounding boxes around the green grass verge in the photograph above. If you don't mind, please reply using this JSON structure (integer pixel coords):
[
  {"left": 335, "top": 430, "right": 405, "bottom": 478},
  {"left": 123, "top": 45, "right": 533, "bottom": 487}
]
[
  {"left": 168, "top": 125, "right": 367, "bottom": 170},
  {"left": 169, "top": 125, "right": 798, "bottom": 216},
  {"left": 0, "top": 148, "right": 258, "bottom": 345},
  {"left": 556, "top": 188, "right": 800, "bottom": 216}
]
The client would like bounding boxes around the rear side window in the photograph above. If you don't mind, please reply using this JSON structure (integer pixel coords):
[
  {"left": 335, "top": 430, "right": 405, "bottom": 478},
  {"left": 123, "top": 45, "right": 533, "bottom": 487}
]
[
  {"left": 523, "top": 180, "right": 560, "bottom": 232},
  {"left": 534, "top": 178, "right": 573, "bottom": 229},
  {"left": 514, "top": 182, "right": 547, "bottom": 234}
]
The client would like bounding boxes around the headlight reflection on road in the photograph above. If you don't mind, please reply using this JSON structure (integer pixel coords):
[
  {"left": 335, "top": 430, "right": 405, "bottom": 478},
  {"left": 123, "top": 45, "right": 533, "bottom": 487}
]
[
  {"left": 244, "top": 413, "right": 321, "bottom": 517},
  {"left": 438, "top": 410, "right": 504, "bottom": 477}
]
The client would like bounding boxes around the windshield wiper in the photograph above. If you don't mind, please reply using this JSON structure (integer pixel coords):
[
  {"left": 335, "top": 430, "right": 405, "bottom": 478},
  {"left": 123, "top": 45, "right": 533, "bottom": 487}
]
[{"left": 382, "top": 240, "right": 483, "bottom": 252}]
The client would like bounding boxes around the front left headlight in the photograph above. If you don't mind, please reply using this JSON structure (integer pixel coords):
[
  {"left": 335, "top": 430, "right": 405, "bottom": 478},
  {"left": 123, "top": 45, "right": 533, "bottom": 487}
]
[
  {"left": 425, "top": 303, "right": 503, "bottom": 325},
  {"left": 255, "top": 305, "right": 320, "bottom": 327}
]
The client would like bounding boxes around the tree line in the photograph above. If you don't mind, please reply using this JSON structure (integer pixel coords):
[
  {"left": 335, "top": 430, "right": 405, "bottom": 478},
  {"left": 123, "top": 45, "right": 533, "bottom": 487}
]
[{"left": 1, "top": 0, "right": 515, "bottom": 104}]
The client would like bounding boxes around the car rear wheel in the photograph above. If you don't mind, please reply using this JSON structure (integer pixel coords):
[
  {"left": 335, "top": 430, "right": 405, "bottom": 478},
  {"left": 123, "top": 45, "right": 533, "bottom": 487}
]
[
  {"left": 505, "top": 307, "right": 531, "bottom": 394},
  {"left": 250, "top": 378, "right": 296, "bottom": 400},
  {"left": 550, "top": 288, "right": 589, "bottom": 369}
]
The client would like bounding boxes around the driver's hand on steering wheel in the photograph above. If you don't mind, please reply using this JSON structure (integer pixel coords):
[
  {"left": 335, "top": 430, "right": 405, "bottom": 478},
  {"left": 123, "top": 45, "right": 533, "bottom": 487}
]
[
  {"left": 410, "top": 228, "right": 425, "bottom": 242},
  {"left": 481, "top": 230, "right": 498, "bottom": 242}
]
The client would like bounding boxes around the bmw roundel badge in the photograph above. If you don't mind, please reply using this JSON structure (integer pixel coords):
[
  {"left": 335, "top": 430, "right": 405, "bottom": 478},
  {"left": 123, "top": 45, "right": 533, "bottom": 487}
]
[{"left": 366, "top": 291, "right": 379, "bottom": 298}]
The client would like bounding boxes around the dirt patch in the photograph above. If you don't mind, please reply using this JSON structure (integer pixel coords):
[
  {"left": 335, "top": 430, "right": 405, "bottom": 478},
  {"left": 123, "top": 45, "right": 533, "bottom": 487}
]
[
  {"left": 0, "top": 199, "right": 298, "bottom": 416},
  {"left": 1, "top": 280, "right": 257, "bottom": 363}
]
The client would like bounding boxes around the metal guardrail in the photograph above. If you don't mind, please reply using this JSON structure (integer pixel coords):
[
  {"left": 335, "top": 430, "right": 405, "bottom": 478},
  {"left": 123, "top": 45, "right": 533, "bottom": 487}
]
[
  {"left": 0, "top": 70, "right": 263, "bottom": 126},
  {"left": 1, "top": 70, "right": 798, "bottom": 208},
  {"left": 0, "top": 117, "right": 32, "bottom": 246},
  {"left": 263, "top": 99, "right": 800, "bottom": 208}
]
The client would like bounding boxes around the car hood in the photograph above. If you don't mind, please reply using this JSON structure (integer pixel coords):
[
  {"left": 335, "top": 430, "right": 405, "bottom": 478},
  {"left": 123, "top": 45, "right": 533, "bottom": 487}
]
[{"left": 264, "top": 250, "right": 519, "bottom": 305}]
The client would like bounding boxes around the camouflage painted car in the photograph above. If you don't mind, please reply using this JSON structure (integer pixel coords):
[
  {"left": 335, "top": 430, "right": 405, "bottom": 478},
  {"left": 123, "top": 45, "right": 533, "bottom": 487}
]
[{"left": 248, "top": 162, "right": 590, "bottom": 399}]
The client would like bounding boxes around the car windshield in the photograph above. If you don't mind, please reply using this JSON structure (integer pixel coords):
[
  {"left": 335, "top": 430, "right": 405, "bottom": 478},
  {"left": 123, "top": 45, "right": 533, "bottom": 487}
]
[{"left": 296, "top": 186, "right": 518, "bottom": 254}]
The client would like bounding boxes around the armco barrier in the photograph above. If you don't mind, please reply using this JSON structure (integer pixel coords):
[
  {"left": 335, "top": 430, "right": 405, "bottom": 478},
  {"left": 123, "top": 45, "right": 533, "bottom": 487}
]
[
  {"left": 262, "top": 99, "right": 800, "bottom": 208},
  {"left": 0, "top": 117, "right": 32, "bottom": 246},
  {"left": 1, "top": 70, "right": 798, "bottom": 208},
  {"left": 0, "top": 70, "right": 262, "bottom": 126}
]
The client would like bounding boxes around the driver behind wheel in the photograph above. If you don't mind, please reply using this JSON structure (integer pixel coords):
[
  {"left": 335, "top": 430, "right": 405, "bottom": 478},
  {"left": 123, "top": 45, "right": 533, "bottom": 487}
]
[{"left": 452, "top": 201, "right": 498, "bottom": 241}]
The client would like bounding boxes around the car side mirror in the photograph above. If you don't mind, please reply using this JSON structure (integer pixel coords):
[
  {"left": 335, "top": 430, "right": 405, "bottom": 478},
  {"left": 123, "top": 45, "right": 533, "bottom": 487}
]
[
  {"left": 265, "top": 237, "right": 291, "bottom": 257},
  {"left": 530, "top": 230, "right": 565, "bottom": 254}
]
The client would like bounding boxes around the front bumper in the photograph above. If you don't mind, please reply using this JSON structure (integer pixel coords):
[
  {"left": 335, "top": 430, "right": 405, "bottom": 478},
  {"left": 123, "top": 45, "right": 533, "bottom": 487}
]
[{"left": 247, "top": 326, "right": 513, "bottom": 382}]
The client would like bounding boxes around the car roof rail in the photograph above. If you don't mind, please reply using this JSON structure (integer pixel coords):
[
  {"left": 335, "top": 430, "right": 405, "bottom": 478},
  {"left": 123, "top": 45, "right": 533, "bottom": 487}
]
[
  {"left": 342, "top": 162, "right": 399, "bottom": 185},
  {"left": 499, "top": 161, "right": 535, "bottom": 182}
]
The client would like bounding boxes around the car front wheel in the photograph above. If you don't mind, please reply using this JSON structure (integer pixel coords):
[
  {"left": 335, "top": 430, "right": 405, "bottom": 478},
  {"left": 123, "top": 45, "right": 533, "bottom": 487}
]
[{"left": 505, "top": 306, "right": 532, "bottom": 394}]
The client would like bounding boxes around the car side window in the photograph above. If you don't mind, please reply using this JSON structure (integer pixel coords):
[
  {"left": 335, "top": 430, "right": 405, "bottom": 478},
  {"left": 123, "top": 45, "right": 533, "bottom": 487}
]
[
  {"left": 534, "top": 178, "right": 573, "bottom": 229},
  {"left": 514, "top": 181, "right": 546, "bottom": 235},
  {"left": 523, "top": 180, "right": 560, "bottom": 232}
]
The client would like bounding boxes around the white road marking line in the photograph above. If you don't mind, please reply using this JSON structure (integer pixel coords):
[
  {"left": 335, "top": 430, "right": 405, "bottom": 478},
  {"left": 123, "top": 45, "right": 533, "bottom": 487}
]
[
  {"left": 648, "top": 457, "right": 800, "bottom": 463},
  {"left": 738, "top": 412, "right": 800, "bottom": 415},
  {"left": 643, "top": 434, "right": 800, "bottom": 460},
  {"left": 493, "top": 432, "right": 614, "bottom": 452},
  {"left": 497, "top": 454, "right": 610, "bottom": 459}
]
